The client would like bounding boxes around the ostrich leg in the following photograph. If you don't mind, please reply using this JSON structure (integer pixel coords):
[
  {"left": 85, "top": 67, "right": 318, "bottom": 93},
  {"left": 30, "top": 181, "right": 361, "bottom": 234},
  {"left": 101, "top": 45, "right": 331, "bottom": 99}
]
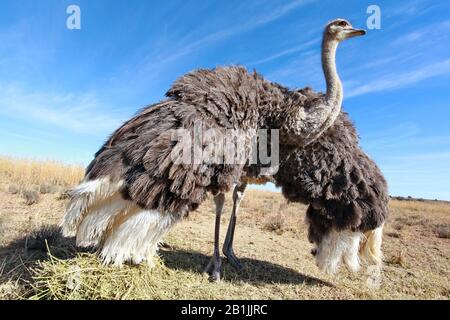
[
  {"left": 204, "top": 192, "right": 225, "bottom": 282},
  {"left": 223, "top": 182, "right": 247, "bottom": 270}
]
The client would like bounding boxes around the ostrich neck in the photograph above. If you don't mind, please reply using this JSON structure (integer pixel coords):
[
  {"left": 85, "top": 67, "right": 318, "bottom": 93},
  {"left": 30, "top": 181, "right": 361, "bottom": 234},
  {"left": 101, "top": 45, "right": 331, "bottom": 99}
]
[
  {"left": 321, "top": 37, "right": 342, "bottom": 105},
  {"left": 280, "top": 35, "right": 344, "bottom": 147}
]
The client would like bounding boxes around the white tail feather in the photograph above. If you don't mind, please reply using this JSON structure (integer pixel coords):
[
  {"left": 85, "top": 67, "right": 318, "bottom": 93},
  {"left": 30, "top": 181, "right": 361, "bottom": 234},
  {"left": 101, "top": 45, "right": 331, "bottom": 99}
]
[
  {"left": 360, "top": 224, "right": 384, "bottom": 266},
  {"left": 61, "top": 177, "right": 123, "bottom": 237},
  {"left": 61, "top": 177, "right": 180, "bottom": 267},
  {"left": 315, "top": 229, "right": 362, "bottom": 274},
  {"left": 100, "top": 209, "right": 178, "bottom": 266},
  {"left": 75, "top": 194, "right": 130, "bottom": 247}
]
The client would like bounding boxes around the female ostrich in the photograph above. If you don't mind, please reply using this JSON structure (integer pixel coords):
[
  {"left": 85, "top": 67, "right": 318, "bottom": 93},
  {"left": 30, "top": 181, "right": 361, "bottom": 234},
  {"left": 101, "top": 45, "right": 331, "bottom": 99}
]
[
  {"left": 61, "top": 19, "right": 366, "bottom": 267},
  {"left": 207, "top": 109, "right": 389, "bottom": 280}
]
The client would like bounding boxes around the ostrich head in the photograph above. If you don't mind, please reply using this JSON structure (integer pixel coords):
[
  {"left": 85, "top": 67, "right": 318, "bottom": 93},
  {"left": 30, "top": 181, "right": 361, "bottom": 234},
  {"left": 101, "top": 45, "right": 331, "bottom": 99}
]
[{"left": 325, "top": 19, "right": 366, "bottom": 41}]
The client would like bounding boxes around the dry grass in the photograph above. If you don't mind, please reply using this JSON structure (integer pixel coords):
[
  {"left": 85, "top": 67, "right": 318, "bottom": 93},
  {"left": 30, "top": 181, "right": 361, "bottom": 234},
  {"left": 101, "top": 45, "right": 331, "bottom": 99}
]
[
  {"left": 0, "top": 158, "right": 449, "bottom": 300},
  {"left": 0, "top": 156, "right": 84, "bottom": 191}
]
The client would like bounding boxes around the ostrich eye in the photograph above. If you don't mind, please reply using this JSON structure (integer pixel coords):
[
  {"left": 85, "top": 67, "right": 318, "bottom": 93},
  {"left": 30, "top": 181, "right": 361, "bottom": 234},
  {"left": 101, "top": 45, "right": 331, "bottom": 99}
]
[{"left": 338, "top": 21, "right": 348, "bottom": 27}]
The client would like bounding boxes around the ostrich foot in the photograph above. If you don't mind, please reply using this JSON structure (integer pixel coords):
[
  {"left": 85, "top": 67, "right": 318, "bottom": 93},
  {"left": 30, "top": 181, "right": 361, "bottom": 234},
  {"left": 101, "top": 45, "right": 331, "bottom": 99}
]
[
  {"left": 204, "top": 255, "right": 222, "bottom": 282},
  {"left": 223, "top": 247, "right": 243, "bottom": 271}
]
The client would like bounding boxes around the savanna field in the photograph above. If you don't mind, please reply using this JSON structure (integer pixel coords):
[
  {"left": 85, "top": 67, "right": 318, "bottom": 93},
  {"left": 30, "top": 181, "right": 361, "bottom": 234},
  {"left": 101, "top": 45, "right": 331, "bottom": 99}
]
[{"left": 0, "top": 156, "right": 449, "bottom": 300}]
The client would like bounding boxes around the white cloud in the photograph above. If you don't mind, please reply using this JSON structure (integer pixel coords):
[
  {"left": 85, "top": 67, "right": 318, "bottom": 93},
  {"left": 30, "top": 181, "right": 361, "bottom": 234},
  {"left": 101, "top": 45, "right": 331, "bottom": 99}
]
[
  {"left": 387, "top": 152, "right": 450, "bottom": 162},
  {"left": 248, "top": 38, "right": 320, "bottom": 66},
  {"left": 140, "top": 0, "right": 314, "bottom": 69},
  {"left": 0, "top": 83, "right": 125, "bottom": 135},
  {"left": 346, "top": 59, "right": 450, "bottom": 98},
  {"left": 390, "top": 19, "right": 450, "bottom": 46}
]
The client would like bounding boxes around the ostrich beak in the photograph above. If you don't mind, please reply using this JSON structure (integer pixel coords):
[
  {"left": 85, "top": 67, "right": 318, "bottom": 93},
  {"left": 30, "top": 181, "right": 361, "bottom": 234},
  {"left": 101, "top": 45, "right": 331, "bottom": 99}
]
[{"left": 346, "top": 28, "right": 366, "bottom": 38}]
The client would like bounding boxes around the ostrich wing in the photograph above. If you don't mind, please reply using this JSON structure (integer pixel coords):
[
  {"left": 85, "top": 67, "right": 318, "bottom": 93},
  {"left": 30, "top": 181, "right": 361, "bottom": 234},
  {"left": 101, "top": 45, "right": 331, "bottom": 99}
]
[
  {"left": 86, "top": 99, "right": 254, "bottom": 216},
  {"left": 274, "top": 111, "right": 388, "bottom": 233}
]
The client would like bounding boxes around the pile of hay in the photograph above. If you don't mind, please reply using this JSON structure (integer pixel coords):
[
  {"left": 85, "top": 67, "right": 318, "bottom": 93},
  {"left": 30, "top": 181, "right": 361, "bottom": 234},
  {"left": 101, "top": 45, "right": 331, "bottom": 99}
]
[
  {"left": 30, "top": 252, "right": 201, "bottom": 300},
  {"left": 1, "top": 224, "right": 207, "bottom": 300},
  {"left": 31, "top": 253, "right": 157, "bottom": 299},
  {"left": 2, "top": 224, "right": 259, "bottom": 300}
]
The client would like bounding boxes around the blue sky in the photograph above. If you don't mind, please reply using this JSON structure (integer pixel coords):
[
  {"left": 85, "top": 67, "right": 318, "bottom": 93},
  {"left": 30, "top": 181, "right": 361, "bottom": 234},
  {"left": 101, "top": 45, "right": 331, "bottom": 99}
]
[{"left": 0, "top": 0, "right": 449, "bottom": 200}]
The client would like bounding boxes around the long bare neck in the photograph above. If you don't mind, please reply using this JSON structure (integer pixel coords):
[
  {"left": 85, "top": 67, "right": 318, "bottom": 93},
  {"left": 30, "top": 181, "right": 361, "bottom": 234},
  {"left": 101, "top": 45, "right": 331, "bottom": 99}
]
[
  {"left": 321, "top": 35, "right": 342, "bottom": 105},
  {"left": 278, "top": 32, "right": 345, "bottom": 147}
]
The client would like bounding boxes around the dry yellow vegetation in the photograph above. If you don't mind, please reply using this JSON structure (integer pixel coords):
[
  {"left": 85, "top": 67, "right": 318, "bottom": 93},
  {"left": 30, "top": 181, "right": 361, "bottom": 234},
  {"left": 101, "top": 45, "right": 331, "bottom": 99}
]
[
  {"left": 0, "top": 158, "right": 449, "bottom": 299},
  {"left": 0, "top": 156, "right": 84, "bottom": 190}
]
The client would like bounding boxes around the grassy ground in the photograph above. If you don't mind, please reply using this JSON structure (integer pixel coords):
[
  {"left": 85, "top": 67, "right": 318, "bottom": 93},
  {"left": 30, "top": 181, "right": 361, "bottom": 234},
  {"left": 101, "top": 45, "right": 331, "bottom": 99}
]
[{"left": 0, "top": 157, "right": 449, "bottom": 299}]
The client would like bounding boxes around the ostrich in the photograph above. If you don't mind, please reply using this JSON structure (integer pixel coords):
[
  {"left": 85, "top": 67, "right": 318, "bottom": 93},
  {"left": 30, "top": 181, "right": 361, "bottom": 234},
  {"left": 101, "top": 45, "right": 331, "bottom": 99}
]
[
  {"left": 206, "top": 109, "right": 389, "bottom": 280},
  {"left": 61, "top": 19, "right": 366, "bottom": 268}
]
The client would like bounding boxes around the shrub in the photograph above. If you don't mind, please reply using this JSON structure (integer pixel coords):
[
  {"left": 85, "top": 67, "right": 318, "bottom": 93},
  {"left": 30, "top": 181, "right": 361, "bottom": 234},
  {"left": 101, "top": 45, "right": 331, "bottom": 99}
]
[
  {"left": 22, "top": 190, "right": 40, "bottom": 205},
  {"left": 435, "top": 224, "right": 450, "bottom": 239},
  {"left": 388, "top": 250, "right": 406, "bottom": 267},
  {"left": 39, "top": 182, "right": 59, "bottom": 194},
  {"left": 8, "top": 184, "right": 20, "bottom": 194},
  {"left": 264, "top": 214, "right": 285, "bottom": 235}
]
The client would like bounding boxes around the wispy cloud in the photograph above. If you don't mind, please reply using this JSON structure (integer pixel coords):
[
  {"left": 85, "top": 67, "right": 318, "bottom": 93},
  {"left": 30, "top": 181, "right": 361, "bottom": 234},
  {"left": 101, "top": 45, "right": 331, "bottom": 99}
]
[
  {"left": 385, "top": 0, "right": 430, "bottom": 18},
  {"left": 108, "top": 0, "right": 317, "bottom": 98},
  {"left": 190, "top": 0, "right": 313, "bottom": 47},
  {"left": 390, "top": 19, "right": 450, "bottom": 46},
  {"left": 388, "top": 152, "right": 450, "bottom": 162},
  {"left": 265, "top": 50, "right": 323, "bottom": 88},
  {"left": 346, "top": 59, "right": 450, "bottom": 98},
  {"left": 139, "top": 0, "right": 314, "bottom": 70},
  {"left": 383, "top": 0, "right": 446, "bottom": 27},
  {"left": 248, "top": 38, "right": 320, "bottom": 66},
  {"left": 362, "top": 123, "right": 420, "bottom": 148},
  {"left": 0, "top": 83, "right": 126, "bottom": 135}
]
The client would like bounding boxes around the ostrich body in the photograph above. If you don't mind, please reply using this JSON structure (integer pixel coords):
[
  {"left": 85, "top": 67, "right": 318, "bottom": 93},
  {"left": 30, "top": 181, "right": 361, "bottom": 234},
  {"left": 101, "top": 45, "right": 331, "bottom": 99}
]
[
  {"left": 210, "top": 110, "right": 389, "bottom": 280},
  {"left": 204, "top": 19, "right": 369, "bottom": 280},
  {"left": 62, "top": 19, "right": 365, "bottom": 268}
]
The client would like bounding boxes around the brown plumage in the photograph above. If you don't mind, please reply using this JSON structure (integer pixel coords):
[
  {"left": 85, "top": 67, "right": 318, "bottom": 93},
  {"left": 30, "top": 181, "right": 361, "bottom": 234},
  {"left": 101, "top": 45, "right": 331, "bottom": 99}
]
[
  {"left": 210, "top": 108, "right": 389, "bottom": 279},
  {"left": 84, "top": 66, "right": 320, "bottom": 217},
  {"left": 62, "top": 18, "right": 370, "bottom": 269},
  {"left": 273, "top": 110, "right": 389, "bottom": 243},
  {"left": 62, "top": 66, "right": 337, "bottom": 266}
]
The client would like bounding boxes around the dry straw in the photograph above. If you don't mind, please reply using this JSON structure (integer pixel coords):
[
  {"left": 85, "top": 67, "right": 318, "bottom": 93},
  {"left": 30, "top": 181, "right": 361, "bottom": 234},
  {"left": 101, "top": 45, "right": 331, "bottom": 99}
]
[{"left": 0, "top": 156, "right": 84, "bottom": 189}]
